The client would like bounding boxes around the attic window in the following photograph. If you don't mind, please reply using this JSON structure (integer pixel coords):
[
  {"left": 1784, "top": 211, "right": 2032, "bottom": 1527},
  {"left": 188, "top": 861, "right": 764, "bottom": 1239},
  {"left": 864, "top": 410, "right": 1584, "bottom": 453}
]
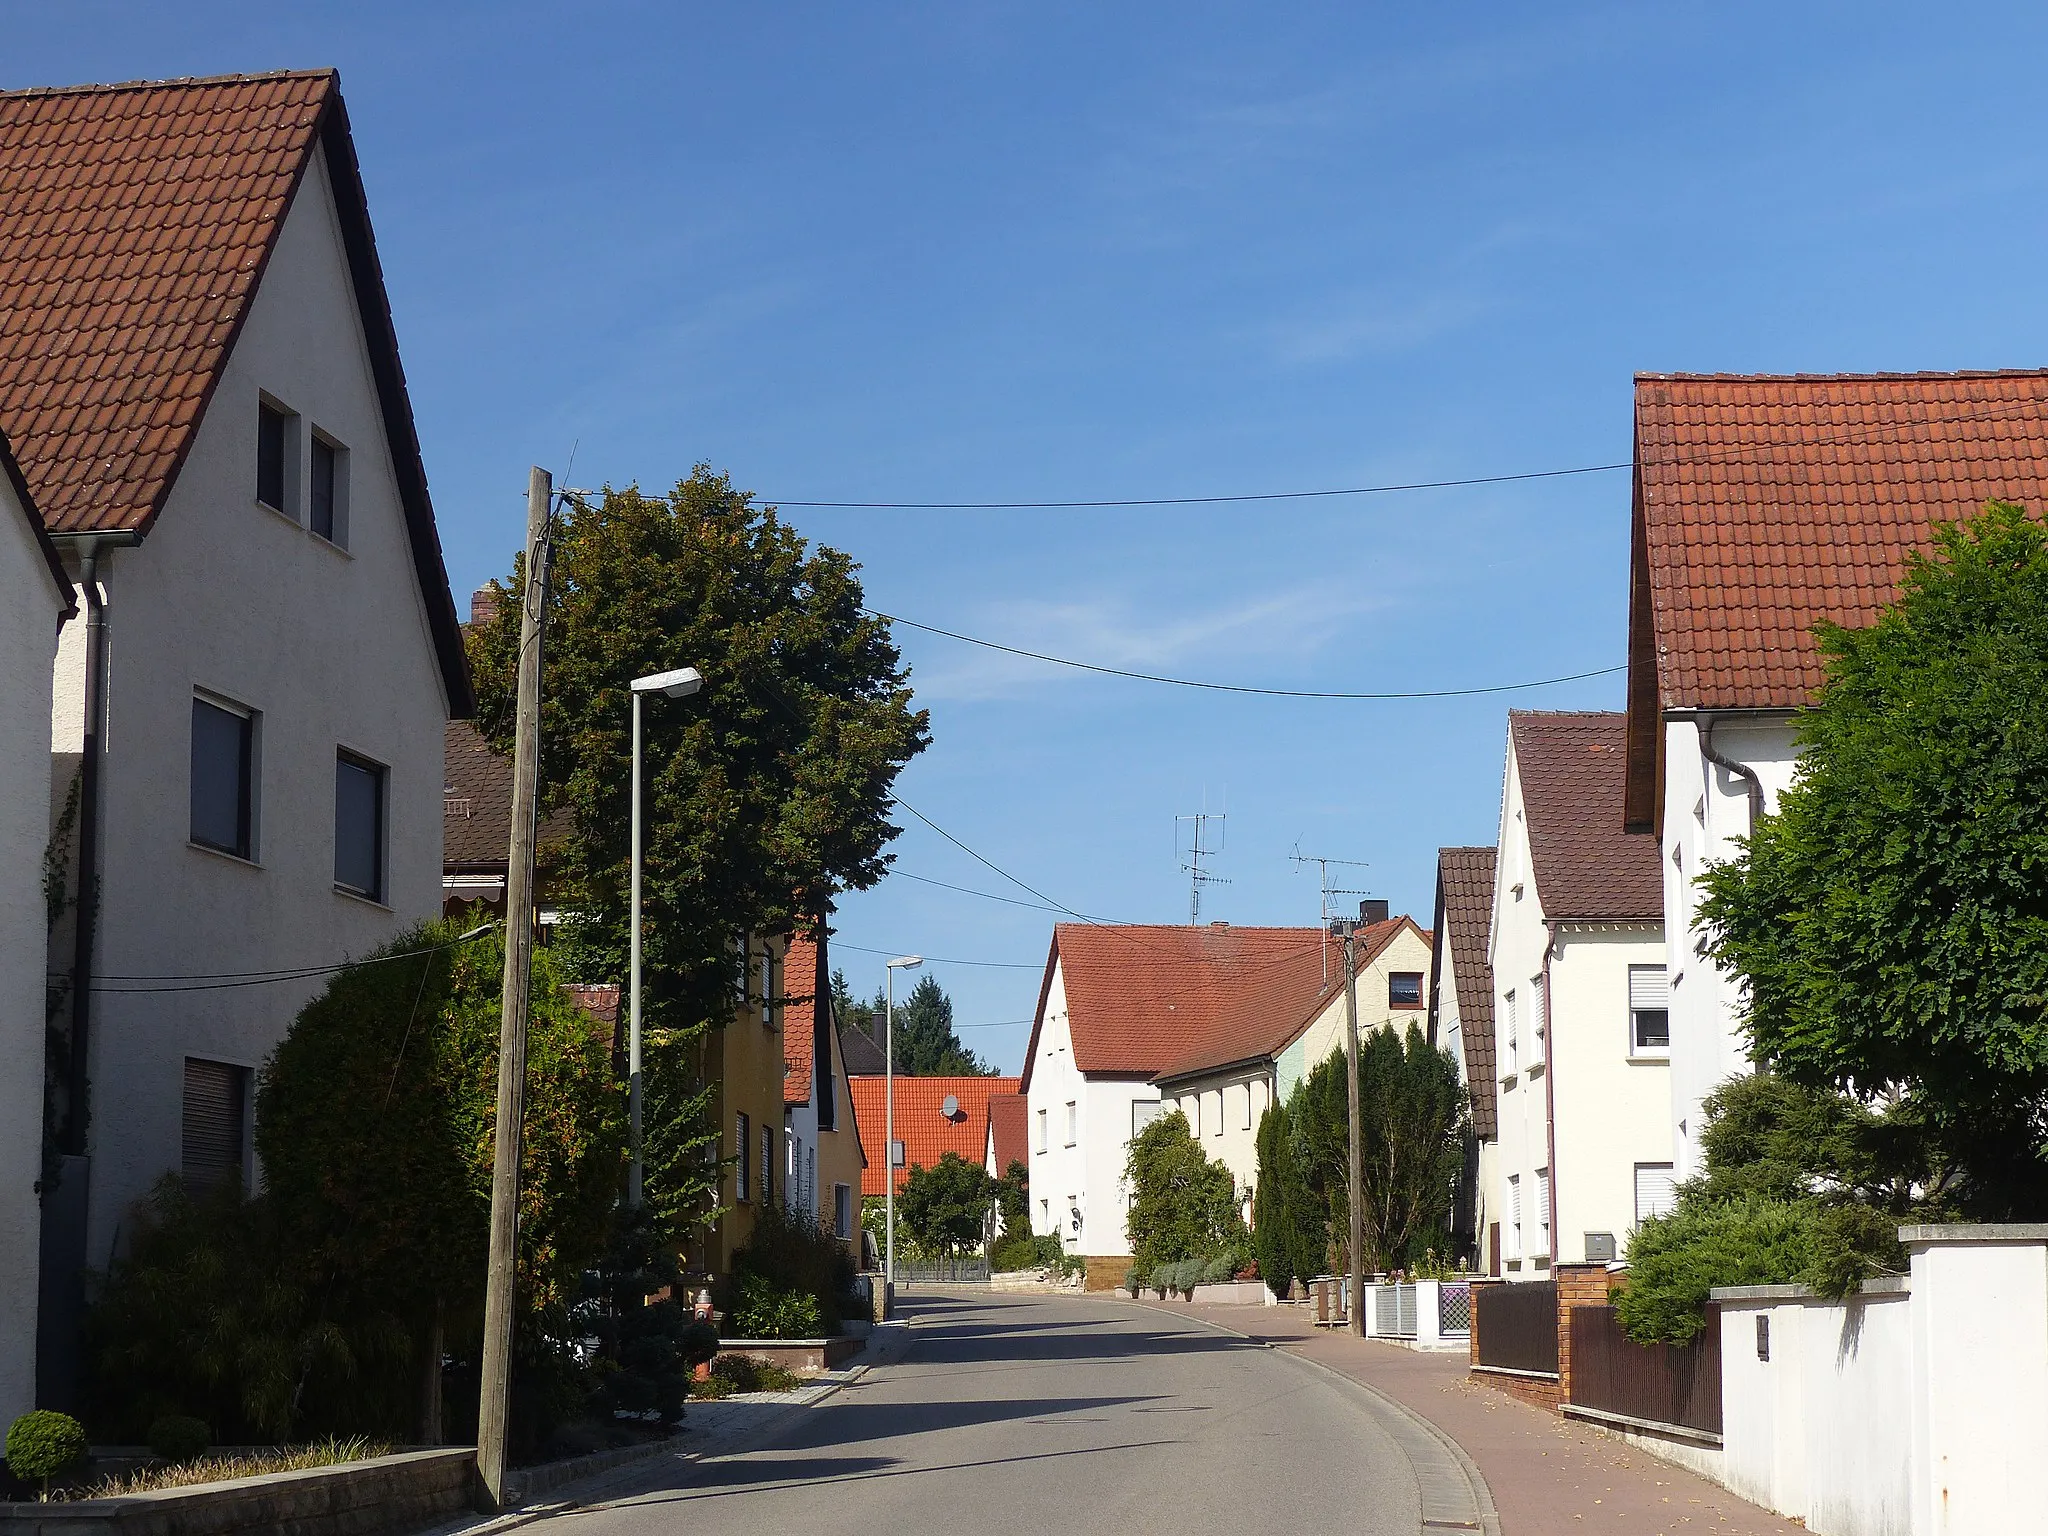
[
  {"left": 257, "top": 399, "right": 295, "bottom": 514},
  {"left": 310, "top": 430, "right": 348, "bottom": 546},
  {"left": 1389, "top": 972, "right": 1423, "bottom": 1009}
]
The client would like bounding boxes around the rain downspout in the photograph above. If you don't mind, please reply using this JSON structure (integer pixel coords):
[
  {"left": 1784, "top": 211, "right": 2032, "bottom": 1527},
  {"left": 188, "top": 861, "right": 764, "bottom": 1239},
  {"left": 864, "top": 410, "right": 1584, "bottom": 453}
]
[
  {"left": 62, "top": 538, "right": 108, "bottom": 1156},
  {"left": 1698, "top": 715, "right": 1765, "bottom": 832}
]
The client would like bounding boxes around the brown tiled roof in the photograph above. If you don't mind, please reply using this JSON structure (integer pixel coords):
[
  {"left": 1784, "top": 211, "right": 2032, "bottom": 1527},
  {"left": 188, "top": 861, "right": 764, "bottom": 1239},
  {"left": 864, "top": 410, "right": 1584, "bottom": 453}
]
[
  {"left": 442, "top": 720, "right": 573, "bottom": 870},
  {"left": 564, "top": 984, "right": 619, "bottom": 1031},
  {"left": 1430, "top": 848, "right": 1497, "bottom": 1139},
  {"left": 1017, "top": 923, "right": 1324, "bottom": 1091},
  {"left": 839, "top": 1021, "right": 888, "bottom": 1076},
  {"left": 848, "top": 1074, "right": 1021, "bottom": 1196},
  {"left": 1632, "top": 371, "right": 2048, "bottom": 716},
  {"left": 985, "top": 1092, "right": 1027, "bottom": 1176},
  {"left": 0, "top": 71, "right": 470, "bottom": 710},
  {"left": 1511, "top": 712, "right": 1661, "bottom": 922},
  {"left": 1149, "top": 918, "right": 1424, "bottom": 1085}
]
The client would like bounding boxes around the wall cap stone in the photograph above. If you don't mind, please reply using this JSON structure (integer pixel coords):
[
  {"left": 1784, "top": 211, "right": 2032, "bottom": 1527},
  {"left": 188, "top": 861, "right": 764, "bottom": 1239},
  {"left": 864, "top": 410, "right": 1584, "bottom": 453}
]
[
  {"left": 1711, "top": 1276, "right": 1911, "bottom": 1303},
  {"left": 1899, "top": 1223, "right": 2048, "bottom": 1246}
]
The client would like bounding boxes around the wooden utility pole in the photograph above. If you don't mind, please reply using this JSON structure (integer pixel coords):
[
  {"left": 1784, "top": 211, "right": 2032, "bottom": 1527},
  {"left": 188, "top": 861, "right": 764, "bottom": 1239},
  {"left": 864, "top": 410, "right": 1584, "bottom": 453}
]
[
  {"left": 476, "top": 466, "right": 552, "bottom": 1511},
  {"left": 1339, "top": 921, "right": 1365, "bottom": 1338}
]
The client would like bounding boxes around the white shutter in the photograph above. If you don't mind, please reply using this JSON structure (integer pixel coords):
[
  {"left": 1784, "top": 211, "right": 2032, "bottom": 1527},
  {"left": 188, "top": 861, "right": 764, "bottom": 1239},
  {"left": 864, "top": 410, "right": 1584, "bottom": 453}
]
[
  {"left": 1629, "top": 965, "right": 1669, "bottom": 1011},
  {"left": 1535, "top": 1168, "right": 1551, "bottom": 1252},
  {"left": 1635, "top": 1163, "right": 1677, "bottom": 1223}
]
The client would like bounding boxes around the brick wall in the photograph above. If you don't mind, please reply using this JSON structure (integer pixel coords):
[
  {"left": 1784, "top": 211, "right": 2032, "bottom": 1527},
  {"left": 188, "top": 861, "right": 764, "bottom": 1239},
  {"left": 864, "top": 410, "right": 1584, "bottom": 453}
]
[{"left": 1554, "top": 1263, "right": 1615, "bottom": 1406}]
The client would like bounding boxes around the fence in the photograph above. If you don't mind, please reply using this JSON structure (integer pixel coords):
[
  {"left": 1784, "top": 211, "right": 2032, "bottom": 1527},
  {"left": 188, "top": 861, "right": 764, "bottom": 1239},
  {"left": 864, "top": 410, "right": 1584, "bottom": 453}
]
[
  {"left": 1567, "top": 1304, "right": 1721, "bottom": 1437},
  {"left": 893, "top": 1255, "right": 990, "bottom": 1283},
  {"left": 1474, "top": 1279, "right": 1558, "bottom": 1375},
  {"left": 1437, "top": 1281, "right": 1472, "bottom": 1337}
]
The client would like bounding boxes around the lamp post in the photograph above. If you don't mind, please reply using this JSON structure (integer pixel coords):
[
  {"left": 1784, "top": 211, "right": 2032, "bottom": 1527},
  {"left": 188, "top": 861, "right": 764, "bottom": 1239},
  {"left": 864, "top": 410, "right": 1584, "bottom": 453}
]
[
  {"left": 884, "top": 954, "right": 923, "bottom": 1296},
  {"left": 627, "top": 665, "right": 704, "bottom": 1207}
]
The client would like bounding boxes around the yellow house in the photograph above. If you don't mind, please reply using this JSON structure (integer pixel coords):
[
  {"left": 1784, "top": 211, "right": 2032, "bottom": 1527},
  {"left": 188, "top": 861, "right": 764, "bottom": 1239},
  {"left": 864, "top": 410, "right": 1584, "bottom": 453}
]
[
  {"left": 783, "top": 932, "right": 867, "bottom": 1265},
  {"left": 696, "top": 931, "right": 796, "bottom": 1279}
]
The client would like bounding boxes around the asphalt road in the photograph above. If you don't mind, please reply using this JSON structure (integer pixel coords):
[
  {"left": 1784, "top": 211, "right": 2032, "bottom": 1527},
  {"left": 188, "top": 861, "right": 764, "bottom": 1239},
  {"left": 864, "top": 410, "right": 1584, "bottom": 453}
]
[{"left": 523, "top": 1288, "right": 1442, "bottom": 1536}]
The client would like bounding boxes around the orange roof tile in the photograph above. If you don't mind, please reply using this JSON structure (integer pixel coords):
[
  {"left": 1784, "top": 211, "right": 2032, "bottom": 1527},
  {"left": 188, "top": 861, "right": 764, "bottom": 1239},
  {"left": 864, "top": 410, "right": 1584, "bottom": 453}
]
[
  {"left": 1512, "top": 712, "right": 1661, "bottom": 922},
  {"left": 0, "top": 71, "right": 470, "bottom": 710},
  {"left": 1630, "top": 370, "right": 2048, "bottom": 710},
  {"left": 1, "top": 422, "right": 72, "bottom": 615},
  {"left": 985, "top": 1092, "right": 1027, "bottom": 1175},
  {"left": 847, "top": 1074, "right": 1021, "bottom": 1196},
  {"left": 783, "top": 933, "right": 820, "bottom": 1107}
]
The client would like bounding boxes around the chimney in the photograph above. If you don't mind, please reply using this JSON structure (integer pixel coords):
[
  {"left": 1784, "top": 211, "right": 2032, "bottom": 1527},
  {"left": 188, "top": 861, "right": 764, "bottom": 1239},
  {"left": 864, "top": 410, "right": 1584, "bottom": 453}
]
[
  {"left": 469, "top": 585, "right": 500, "bottom": 628},
  {"left": 1359, "top": 899, "right": 1389, "bottom": 925}
]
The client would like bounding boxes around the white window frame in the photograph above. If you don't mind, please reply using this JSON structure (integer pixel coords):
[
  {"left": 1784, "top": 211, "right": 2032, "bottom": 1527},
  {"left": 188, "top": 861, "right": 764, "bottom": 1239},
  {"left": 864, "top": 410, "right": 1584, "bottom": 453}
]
[
  {"left": 1635, "top": 1162, "right": 1678, "bottom": 1224},
  {"left": 1535, "top": 1166, "right": 1551, "bottom": 1257},
  {"left": 1503, "top": 988, "right": 1519, "bottom": 1078},
  {"left": 1629, "top": 964, "right": 1672, "bottom": 1057},
  {"left": 1529, "top": 973, "right": 1547, "bottom": 1068},
  {"left": 1506, "top": 1174, "right": 1523, "bottom": 1261},
  {"left": 1064, "top": 1100, "right": 1078, "bottom": 1147},
  {"left": 1036, "top": 1106, "right": 1048, "bottom": 1153}
]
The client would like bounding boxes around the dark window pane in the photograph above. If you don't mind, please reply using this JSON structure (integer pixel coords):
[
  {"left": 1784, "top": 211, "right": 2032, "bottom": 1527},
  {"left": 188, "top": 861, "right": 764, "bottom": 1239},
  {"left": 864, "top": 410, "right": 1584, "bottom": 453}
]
[
  {"left": 1634, "top": 1008, "right": 1670, "bottom": 1050},
  {"left": 1389, "top": 971, "right": 1423, "bottom": 1007},
  {"left": 191, "top": 699, "right": 251, "bottom": 857},
  {"left": 310, "top": 436, "right": 335, "bottom": 540},
  {"left": 257, "top": 403, "right": 286, "bottom": 510},
  {"left": 334, "top": 753, "right": 384, "bottom": 899},
  {"left": 182, "top": 1058, "right": 247, "bottom": 1196}
]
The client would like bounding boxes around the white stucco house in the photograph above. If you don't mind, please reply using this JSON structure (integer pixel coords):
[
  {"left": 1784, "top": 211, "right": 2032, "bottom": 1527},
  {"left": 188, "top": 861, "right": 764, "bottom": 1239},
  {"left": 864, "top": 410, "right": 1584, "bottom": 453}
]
[
  {"left": 1490, "top": 712, "right": 1672, "bottom": 1280},
  {"left": 0, "top": 434, "right": 76, "bottom": 1426},
  {"left": 1621, "top": 371, "right": 2048, "bottom": 1180},
  {"left": 1428, "top": 847, "right": 1498, "bottom": 1272},
  {"left": 1, "top": 72, "right": 471, "bottom": 1403},
  {"left": 1021, "top": 922, "right": 1326, "bottom": 1285},
  {"left": 1151, "top": 913, "right": 1432, "bottom": 1204}
]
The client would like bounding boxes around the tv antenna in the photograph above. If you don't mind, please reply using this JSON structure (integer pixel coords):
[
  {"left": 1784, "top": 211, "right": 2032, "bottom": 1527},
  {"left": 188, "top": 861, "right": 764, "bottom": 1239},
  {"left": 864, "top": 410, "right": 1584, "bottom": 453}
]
[
  {"left": 1176, "top": 806, "right": 1230, "bottom": 925},
  {"left": 1292, "top": 844, "right": 1373, "bottom": 986}
]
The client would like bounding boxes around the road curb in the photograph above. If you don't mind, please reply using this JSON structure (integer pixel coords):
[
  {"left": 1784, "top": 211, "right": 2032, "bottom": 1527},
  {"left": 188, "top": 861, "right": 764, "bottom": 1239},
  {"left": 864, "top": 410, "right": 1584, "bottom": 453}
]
[{"left": 1129, "top": 1299, "right": 1501, "bottom": 1536}]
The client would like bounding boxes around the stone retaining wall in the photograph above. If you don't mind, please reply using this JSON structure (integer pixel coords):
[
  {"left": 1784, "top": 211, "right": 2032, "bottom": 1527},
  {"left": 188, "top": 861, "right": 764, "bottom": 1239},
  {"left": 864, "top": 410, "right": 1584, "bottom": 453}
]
[{"left": 0, "top": 1447, "right": 475, "bottom": 1535}]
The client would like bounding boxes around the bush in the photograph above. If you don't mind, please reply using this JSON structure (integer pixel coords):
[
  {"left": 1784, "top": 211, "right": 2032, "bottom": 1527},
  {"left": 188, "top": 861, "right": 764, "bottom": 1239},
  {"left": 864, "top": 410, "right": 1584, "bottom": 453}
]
[
  {"left": 146, "top": 1414, "right": 210, "bottom": 1464},
  {"left": 6, "top": 1410, "right": 87, "bottom": 1498},
  {"left": 989, "top": 1231, "right": 1042, "bottom": 1273},
  {"left": 1617, "top": 1197, "right": 1819, "bottom": 1343},
  {"left": 1124, "top": 1112, "right": 1247, "bottom": 1277},
  {"left": 729, "top": 1201, "right": 855, "bottom": 1331},
  {"left": 1198, "top": 1253, "right": 1235, "bottom": 1285},
  {"left": 727, "top": 1273, "right": 824, "bottom": 1340},
  {"left": 691, "top": 1353, "right": 804, "bottom": 1398}
]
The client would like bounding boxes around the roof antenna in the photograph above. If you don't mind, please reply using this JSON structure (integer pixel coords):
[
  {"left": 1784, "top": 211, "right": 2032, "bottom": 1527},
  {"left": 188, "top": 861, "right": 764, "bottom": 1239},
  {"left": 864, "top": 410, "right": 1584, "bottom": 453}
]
[
  {"left": 1291, "top": 844, "right": 1372, "bottom": 986},
  {"left": 1175, "top": 796, "right": 1229, "bottom": 926}
]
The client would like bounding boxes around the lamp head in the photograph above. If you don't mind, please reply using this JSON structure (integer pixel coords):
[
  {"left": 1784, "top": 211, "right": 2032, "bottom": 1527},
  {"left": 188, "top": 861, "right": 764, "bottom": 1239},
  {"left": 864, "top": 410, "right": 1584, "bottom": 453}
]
[
  {"left": 632, "top": 666, "right": 704, "bottom": 698},
  {"left": 887, "top": 955, "right": 924, "bottom": 970}
]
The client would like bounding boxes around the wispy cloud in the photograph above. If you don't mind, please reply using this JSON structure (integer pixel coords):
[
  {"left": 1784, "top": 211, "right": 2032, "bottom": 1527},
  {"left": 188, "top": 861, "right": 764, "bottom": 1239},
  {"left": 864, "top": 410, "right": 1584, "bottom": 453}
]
[{"left": 906, "top": 576, "right": 1392, "bottom": 703}]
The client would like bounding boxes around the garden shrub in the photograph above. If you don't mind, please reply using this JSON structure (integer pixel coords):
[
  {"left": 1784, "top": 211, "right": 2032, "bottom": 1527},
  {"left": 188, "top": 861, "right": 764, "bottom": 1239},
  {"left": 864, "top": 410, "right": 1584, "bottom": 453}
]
[
  {"left": 1617, "top": 1196, "right": 1819, "bottom": 1343},
  {"left": 1198, "top": 1253, "right": 1235, "bottom": 1285},
  {"left": 727, "top": 1273, "right": 824, "bottom": 1339},
  {"left": 692, "top": 1353, "right": 804, "bottom": 1398},
  {"left": 6, "top": 1410, "right": 87, "bottom": 1498},
  {"left": 729, "top": 1201, "right": 854, "bottom": 1331},
  {"left": 146, "top": 1414, "right": 210, "bottom": 1464},
  {"left": 989, "top": 1230, "right": 1043, "bottom": 1273},
  {"left": 576, "top": 1204, "right": 717, "bottom": 1429}
]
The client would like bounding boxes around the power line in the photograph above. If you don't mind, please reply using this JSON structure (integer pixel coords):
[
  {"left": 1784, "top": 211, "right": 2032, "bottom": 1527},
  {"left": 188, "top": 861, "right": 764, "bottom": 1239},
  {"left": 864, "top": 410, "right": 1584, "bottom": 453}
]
[
  {"left": 777, "top": 463, "right": 1628, "bottom": 509},
  {"left": 888, "top": 868, "right": 1070, "bottom": 915},
  {"left": 831, "top": 938, "right": 1041, "bottom": 970},
  {"left": 867, "top": 607, "right": 1623, "bottom": 698},
  {"left": 83, "top": 924, "right": 496, "bottom": 995}
]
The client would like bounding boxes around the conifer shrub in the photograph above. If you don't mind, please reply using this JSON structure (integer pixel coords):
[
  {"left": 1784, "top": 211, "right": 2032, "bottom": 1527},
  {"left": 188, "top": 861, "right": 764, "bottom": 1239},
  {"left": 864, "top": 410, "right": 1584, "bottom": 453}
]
[{"left": 145, "top": 1414, "right": 210, "bottom": 1464}]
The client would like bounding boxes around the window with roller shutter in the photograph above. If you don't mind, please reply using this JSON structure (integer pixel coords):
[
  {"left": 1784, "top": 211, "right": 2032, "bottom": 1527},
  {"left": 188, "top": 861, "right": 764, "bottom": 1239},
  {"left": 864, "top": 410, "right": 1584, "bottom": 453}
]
[
  {"left": 182, "top": 1058, "right": 248, "bottom": 1195},
  {"left": 1629, "top": 965, "right": 1671, "bottom": 1053},
  {"left": 1635, "top": 1162, "right": 1677, "bottom": 1223}
]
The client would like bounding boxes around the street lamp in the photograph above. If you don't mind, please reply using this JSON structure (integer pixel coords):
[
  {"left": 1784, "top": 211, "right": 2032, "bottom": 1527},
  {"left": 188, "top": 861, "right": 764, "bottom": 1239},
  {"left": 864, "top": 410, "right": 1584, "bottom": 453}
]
[
  {"left": 884, "top": 954, "right": 923, "bottom": 1297},
  {"left": 627, "top": 666, "right": 704, "bottom": 1207}
]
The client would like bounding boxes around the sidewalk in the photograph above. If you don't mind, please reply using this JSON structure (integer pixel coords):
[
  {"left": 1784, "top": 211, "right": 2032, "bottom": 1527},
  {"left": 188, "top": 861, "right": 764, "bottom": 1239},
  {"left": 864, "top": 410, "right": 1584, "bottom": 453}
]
[{"left": 1149, "top": 1299, "right": 1800, "bottom": 1536}]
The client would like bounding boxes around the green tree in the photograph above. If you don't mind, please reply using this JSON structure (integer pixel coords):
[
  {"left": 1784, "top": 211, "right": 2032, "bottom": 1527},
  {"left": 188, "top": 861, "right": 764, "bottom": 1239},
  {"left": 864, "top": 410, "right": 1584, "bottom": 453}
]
[
  {"left": 1252, "top": 1100, "right": 1325, "bottom": 1296},
  {"left": 1292, "top": 1025, "right": 1466, "bottom": 1272},
  {"left": 995, "top": 1159, "right": 1030, "bottom": 1238},
  {"left": 889, "top": 974, "right": 991, "bottom": 1075},
  {"left": 469, "top": 471, "right": 929, "bottom": 1233},
  {"left": 1699, "top": 502, "right": 2048, "bottom": 1217},
  {"left": 1124, "top": 1111, "right": 1245, "bottom": 1276},
  {"left": 897, "top": 1152, "right": 998, "bottom": 1257}
]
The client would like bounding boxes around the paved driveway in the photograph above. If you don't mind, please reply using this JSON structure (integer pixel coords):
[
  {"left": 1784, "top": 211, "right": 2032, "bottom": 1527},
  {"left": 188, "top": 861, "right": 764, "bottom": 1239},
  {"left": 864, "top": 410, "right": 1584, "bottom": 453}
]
[{"left": 510, "top": 1288, "right": 1463, "bottom": 1535}]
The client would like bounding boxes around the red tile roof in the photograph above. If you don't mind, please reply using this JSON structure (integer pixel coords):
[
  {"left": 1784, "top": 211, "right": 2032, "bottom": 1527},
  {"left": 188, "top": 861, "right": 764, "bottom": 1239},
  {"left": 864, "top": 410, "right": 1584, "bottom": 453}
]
[
  {"left": 1017, "top": 923, "right": 1325, "bottom": 1092},
  {"left": 1430, "top": 848, "right": 1497, "bottom": 1139},
  {"left": 564, "top": 984, "right": 619, "bottom": 1033},
  {"left": 0, "top": 424, "right": 72, "bottom": 616},
  {"left": 783, "top": 933, "right": 820, "bottom": 1108},
  {"left": 985, "top": 1092, "right": 1027, "bottom": 1176},
  {"left": 442, "top": 721, "right": 575, "bottom": 869},
  {"left": 1632, "top": 371, "right": 2048, "bottom": 717},
  {"left": 1149, "top": 918, "right": 1426, "bottom": 1085},
  {"left": 0, "top": 71, "right": 470, "bottom": 710},
  {"left": 847, "top": 1074, "right": 1021, "bottom": 1196},
  {"left": 1511, "top": 712, "right": 1662, "bottom": 922}
]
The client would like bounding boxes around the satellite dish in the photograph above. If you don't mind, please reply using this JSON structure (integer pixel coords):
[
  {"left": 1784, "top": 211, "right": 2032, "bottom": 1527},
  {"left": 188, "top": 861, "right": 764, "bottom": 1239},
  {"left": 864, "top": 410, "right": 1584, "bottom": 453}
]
[{"left": 942, "top": 1094, "right": 961, "bottom": 1119}]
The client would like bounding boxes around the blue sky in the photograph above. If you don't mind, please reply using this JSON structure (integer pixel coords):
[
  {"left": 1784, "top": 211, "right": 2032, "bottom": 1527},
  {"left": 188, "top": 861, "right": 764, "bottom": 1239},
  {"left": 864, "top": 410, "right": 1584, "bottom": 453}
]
[{"left": 14, "top": 3, "right": 2048, "bottom": 1071}]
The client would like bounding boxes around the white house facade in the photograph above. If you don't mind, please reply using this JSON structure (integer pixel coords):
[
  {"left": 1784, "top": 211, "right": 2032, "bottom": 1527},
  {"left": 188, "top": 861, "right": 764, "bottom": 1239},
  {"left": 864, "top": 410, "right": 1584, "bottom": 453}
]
[
  {"left": 1491, "top": 712, "right": 1672, "bottom": 1279},
  {"left": 0, "top": 439, "right": 74, "bottom": 1425},
  {"left": 1621, "top": 371, "right": 2048, "bottom": 1181},
  {"left": 3, "top": 73, "right": 471, "bottom": 1402}
]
